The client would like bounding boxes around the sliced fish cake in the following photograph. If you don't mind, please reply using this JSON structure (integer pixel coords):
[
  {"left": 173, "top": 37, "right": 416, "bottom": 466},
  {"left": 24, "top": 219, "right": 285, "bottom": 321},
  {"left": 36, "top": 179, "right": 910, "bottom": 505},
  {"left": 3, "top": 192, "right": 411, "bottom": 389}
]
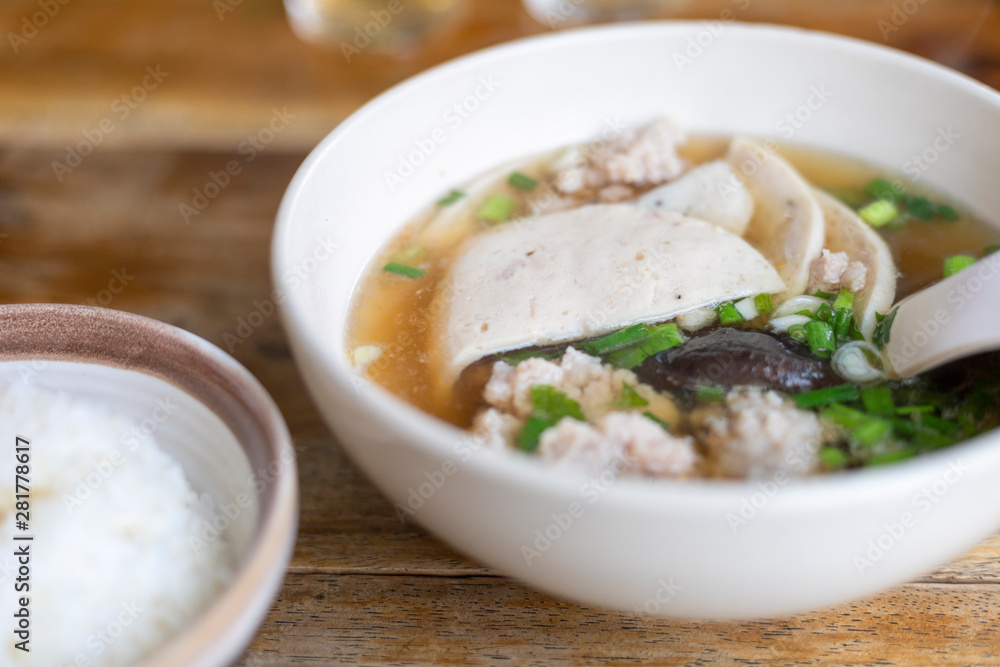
[
  {"left": 727, "top": 138, "right": 825, "bottom": 299},
  {"left": 638, "top": 159, "right": 754, "bottom": 236},
  {"left": 429, "top": 203, "right": 786, "bottom": 388},
  {"left": 813, "top": 189, "right": 897, "bottom": 338}
]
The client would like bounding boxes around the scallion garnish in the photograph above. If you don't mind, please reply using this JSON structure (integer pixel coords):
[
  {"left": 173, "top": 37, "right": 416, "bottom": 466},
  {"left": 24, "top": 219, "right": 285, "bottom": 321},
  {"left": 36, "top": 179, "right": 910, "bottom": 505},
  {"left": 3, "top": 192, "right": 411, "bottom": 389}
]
[
  {"left": 517, "top": 385, "right": 585, "bottom": 452},
  {"left": 477, "top": 194, "right": 516, "bottom": 223},
  {"left": 872, "top": 308, "right": 897, "bottom": 350},
  {"left": 818, "top": 446, "right": 849, "bottom": 470},
  {"left": 793, "top": 384, "right": 860, "bottom": 409},
  {"left": 832, "top": 289, "right": 855, "bottom": 311},
  {"left": 582, "top": 324, "right": 648, "bottom": 356},
  {"left": 436, "top": 190, "right": 465, "bottom": 206},
  {"left": 390, "top": 242, "right": 428, "bottom": 265},
  {"left": 754, "top": 293, "right": 774, "bottom": 315},
  {"left": 985, "top": 244, "right": 1000, "bottom": 255},
  {"left": 643, "top": 411, "right": 671, "bottom": 430},
  {"left": 895, "top": 405, "right": 934, "bottom": 415},
  {"left": 517, "top": 416, "right": 552, "bottom": 452},
  {"left": 937, "top": 204, "right": 959, "bottom": 221},
  {"left": 383, "top": 262, "right": 426, "bottom": 279},
  {"left": 943, "top": 254, "right": 976, "bottom": 278},
  {"left": 508, "top": 172, "right": 539, "bottom": 192},
  {"left": 820, "top": 403, "right": 892, "bottom": 447},
  {"left": 804, "top": 320, "right": 836, "bottom": 358},
  {"left": 859, "top": 199, "right": 899, "bottom": 227},
  {"left": 605, "top": 323, "right": 684, "bottom": 370},
  {"left": 617, "top": 383, "right": 649, "bottom": 408},
  {"left": 695, "top": 385, "right": 726, "bottom": 402},
  {"left": 716, "top": 301, "right": 744, "bottom": 326},
  {"left": 860, "top": 385, "right": 895, "bottom": 417}
]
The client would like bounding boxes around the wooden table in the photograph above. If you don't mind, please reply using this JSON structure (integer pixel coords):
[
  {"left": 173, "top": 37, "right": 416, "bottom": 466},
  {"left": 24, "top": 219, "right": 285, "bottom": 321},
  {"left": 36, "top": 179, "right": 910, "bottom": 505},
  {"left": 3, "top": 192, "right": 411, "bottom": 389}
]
[{"left": 3, "top": 0, "right": 1000, "bottom": 663}]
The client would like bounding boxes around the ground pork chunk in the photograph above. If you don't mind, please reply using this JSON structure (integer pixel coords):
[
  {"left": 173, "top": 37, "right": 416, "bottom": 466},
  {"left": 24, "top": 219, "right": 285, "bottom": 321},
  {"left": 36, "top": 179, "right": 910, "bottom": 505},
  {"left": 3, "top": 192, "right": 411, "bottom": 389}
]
[
  {"left": 556, "top": 118, "right": 687, "bottom": 194},
  {"left": 538, "top": 412, "right": 698, "bottom": 478},
  {"left": 810, "top": 249, "right": 868, "bottom": 293},
  {"left": 691, "top": 387, "right": 828, "bottom": 479},
  {"left": 470, "top": 407, "right": 524, "bottom": 451},
  {"left": 483, "top": 346, "right": 677, "bottom": 424}
]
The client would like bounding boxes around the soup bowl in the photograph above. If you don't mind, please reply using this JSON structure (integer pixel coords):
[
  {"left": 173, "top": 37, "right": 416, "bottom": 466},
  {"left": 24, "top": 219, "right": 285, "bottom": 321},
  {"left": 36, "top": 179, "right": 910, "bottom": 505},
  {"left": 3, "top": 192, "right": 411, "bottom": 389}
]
[{"left": 273, "top": 22, "right": 1000, "bottom": 618}]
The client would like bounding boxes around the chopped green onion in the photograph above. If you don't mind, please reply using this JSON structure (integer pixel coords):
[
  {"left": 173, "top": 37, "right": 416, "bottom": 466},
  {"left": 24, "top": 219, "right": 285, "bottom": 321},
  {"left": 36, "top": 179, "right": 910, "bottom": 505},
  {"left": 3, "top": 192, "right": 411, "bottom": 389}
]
[
  {"left": 582, "top": 324, "right": 648, "bottom": 356},
  {"left": 818, "top": 447, "right": 849, "bottom": 470},
  {"left": 864, "top": 178, "right": 903, "bottom": 201},
  {"left": 896, "top": 405, "right": 934, "bottom": 415},
  {"left": 904, "top": 195, "right": 934, "bottom": 220},
  {"left": 805, "top": 320, "right": 836, "bottom": 358},
  {"left": 695, "top": 385, "right": 727, "bottom": 402},
  {"left": 873, "top": 308, "right": 897, "bottom": 350},
  {"left": 832, "top": 290, "right": 855, "bottom": 311},
  {"left": 531, "top": 384, "right": 584, "bottom": 423},
  {"left": 786, "top": 323, "right": 808, "bottom": 343},
  {"left": 618, "top": 383, "right": 649, "bottom": 408},
  {"left": 813, "top": 289, "right": 835, "bottom": 300},
  {"left": 936, "top": 204, "right": 959, "bottom": 221},
  {"left": 859, "top": 199, "right": 899, "bottom": 227},
  {"left": 477, "top": 194, "right": 516, "bottom": 223},
  {"left": 605, "top": 323, "right": 684, "bottom": 370},
  {"left": 643, "top": 411, "right": 671, "bottom": 430},
  {"left": 794, "top": 384, "right": 860, "bottom": 409},
  {"left": 383, "top": 262, "right": 426, "bottom": 278},
  {"left": 517, "top": 416, "right": 554, "bottom": 452},
  {"left": 867, "top": 449, "right": 916, "bottom": 466},
  {"left": 919, "top": 414, "right": 960, "bottom": 434},
  {"left": 390, "top": 242, "right": 427, "bottom": 265},
  {"left": 860, "top": 385, "right": 895, "bottom": 416},
  {"left": 436, "top": 190, "right": 465, "bottom": 206},
  {"left": 820, "top": 404, "right": 892, "bottom": 447},
  {"left": 943, "top": 254, "right": 976, "bottom": 278},
  {"left": 716, "top": 301, "right": 744, "bottom": 326},
  {"left": 508, "top": 172, "right": 539, "bottom": 192},
  {"left": 496, "top": 348, "right": 562, "bottom": 364},
  {"left": 985, "top": 244, "right": 1000, "bottom": 255},
  {"left": 832, "top": 308, "right": 855, "bottom": 342},
  {"left": 755, "top": 293, "right": 774, "bottom": 315}
]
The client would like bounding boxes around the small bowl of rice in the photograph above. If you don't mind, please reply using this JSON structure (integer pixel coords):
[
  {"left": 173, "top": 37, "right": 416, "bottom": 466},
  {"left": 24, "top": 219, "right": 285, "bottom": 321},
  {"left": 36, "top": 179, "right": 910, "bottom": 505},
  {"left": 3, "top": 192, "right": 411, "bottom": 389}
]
[{"left": 0, "top": 303, "right": 298, "bottom": 667}]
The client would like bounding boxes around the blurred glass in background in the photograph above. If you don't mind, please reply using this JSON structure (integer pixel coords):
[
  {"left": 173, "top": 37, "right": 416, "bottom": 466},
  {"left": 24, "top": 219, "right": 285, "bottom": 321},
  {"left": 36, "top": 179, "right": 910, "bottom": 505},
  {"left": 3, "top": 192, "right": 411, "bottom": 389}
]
[
  {"left": 284, "top": 0, "right": 466, "bottom": 58},
  {"left": 522, "top": 0, "right": 688, "bottom": 28}
]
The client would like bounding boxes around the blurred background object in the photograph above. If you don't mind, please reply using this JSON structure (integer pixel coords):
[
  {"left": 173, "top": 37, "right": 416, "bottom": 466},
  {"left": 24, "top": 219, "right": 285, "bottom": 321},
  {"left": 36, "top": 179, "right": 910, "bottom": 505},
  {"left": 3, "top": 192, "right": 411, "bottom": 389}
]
[
  {"left": 284, "top": 0, "right": 469, "bottom": 56},
  {"left": 522, "top": 0, "right": 690, "bottom": 28}
]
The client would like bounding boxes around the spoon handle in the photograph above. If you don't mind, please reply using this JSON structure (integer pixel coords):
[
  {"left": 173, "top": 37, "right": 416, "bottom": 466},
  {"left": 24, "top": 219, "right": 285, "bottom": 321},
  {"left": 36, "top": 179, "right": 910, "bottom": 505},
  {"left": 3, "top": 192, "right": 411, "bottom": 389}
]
[{"left": 885, "top": 254, "right": 1000, "bottom": 378}]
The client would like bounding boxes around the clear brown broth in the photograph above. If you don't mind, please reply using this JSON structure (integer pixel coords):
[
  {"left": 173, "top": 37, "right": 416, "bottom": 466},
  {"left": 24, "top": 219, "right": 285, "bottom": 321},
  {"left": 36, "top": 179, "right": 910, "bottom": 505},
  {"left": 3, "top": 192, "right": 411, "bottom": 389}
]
[{"left": 348, "top": 138, "right": 1000, "bottom": 428}]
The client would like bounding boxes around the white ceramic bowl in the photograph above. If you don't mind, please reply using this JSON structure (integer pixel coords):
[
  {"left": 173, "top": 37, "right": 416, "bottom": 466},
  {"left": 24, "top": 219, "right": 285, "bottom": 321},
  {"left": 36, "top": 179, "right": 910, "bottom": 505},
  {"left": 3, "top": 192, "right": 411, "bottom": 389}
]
[
  {"left": 0, "top": 304, "right": 298, "bottom": 664},
  {"left": 273, "top": 23, "right": 1000, "bottom": 618}
]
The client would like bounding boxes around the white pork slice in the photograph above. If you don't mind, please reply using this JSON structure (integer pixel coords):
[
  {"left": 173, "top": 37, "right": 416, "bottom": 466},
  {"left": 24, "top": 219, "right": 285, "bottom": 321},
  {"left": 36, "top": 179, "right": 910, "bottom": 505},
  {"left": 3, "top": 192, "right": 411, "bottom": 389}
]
[
  {"left": 637, "top": 160, "right": 754, "bottom": 236},
  {"left": 429, "top": 203, "right": 786, "bottom": 387},
  {"left": 813, "top": 189, "right": 897, "bottom": 338},
  {"left": 726, "top": 138, "right": 825, "bottom": 299}
]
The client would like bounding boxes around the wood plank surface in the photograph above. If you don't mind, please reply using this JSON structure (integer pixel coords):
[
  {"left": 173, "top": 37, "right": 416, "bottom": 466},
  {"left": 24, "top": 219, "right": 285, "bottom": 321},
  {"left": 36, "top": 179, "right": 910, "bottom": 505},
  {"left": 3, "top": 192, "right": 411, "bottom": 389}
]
[{"left": 3, "top": 0, "right": 1000, "bottom": 664}]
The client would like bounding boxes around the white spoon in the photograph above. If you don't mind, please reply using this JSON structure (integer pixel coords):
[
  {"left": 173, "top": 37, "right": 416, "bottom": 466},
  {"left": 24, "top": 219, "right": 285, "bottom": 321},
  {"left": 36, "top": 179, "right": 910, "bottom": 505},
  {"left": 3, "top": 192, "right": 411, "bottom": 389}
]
[{"left": 882, "top": 253, "right": 1000, "bottom": 378}]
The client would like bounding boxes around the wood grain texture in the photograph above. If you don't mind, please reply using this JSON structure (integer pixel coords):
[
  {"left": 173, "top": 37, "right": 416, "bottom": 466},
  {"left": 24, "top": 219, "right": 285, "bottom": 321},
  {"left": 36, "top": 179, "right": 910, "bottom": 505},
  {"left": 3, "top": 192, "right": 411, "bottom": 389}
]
[
  {"left": 3, "top": 1, "right": 1000, "bottom": 663},
  {"left": 1, "top": 0, "right": 999, "bottom": 150},
  {"left": 3, "top": 147, "right": 1000, "bottom": 665}
]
